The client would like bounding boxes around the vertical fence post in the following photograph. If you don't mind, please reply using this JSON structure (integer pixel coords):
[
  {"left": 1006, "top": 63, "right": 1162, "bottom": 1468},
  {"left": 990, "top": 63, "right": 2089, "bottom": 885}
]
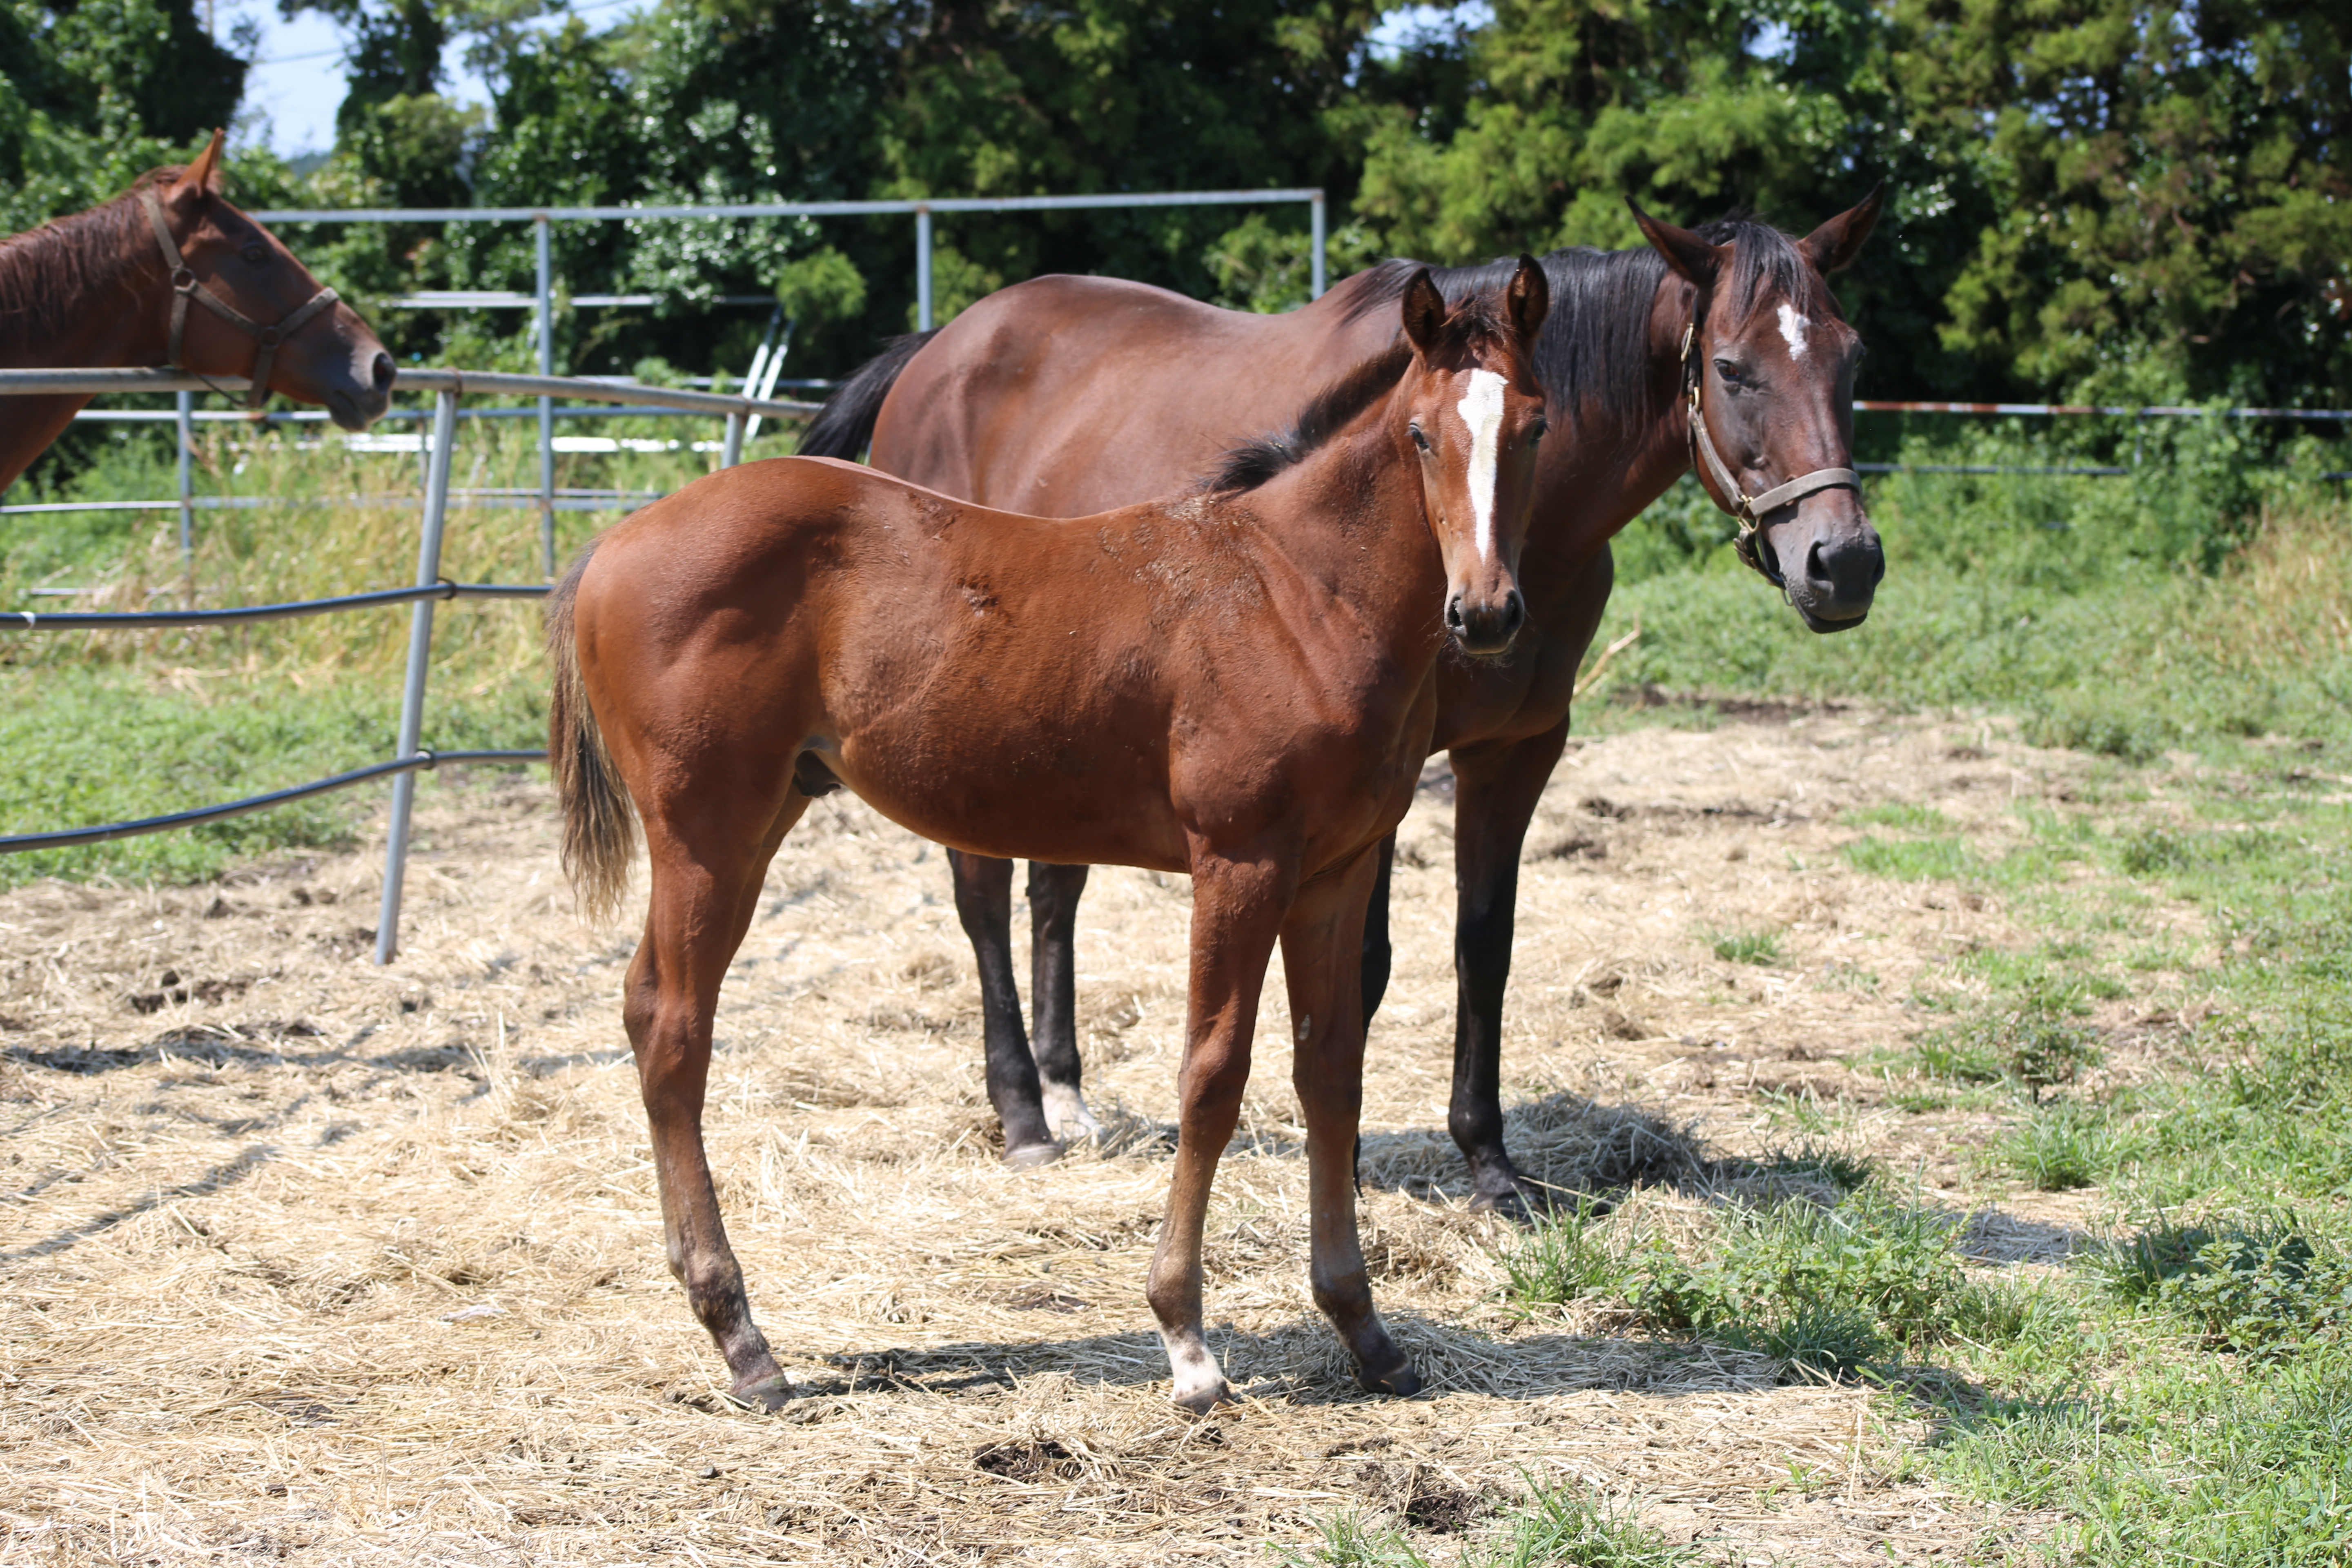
[
  {"left": 535, "top": 213, "right": 555, "bottom": 578},
  {"left": 175, "top": 388, "right": 195, "bottom": 603},
  {"left": 721, "top": 410, "right": 745, "bottom": 468},
  {"left": 915, "top": 205, "right": 933, "bottom": 332},
  {"left": 1309, "top": 190, "right": 1326, "bottom": 300},
  {"left": 375, "top": 387, "right": 459, "bottom": 966}
]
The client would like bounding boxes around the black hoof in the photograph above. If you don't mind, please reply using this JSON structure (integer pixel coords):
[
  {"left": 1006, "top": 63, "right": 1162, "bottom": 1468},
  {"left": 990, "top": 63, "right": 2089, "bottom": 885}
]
[
  {"left": 1003, "top": 1140, "right": 1065, "bottom": 1170},
  {"left": 1356, "top": 1356, "right": 1422, "bottom": 1398},
  {"left": 727, "top": 1373, "right": 793, "bottom": 1413}
]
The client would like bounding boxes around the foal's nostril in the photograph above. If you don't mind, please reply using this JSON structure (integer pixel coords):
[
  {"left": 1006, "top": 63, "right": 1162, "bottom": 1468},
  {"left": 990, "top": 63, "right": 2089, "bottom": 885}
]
[
  {"left": 1499, "top": 590, "right": 1525, "bottom": 639},
  {"left": 370, "top": 352, "right": 396, "bottom": 393},
  {"left": 1445, "top": 593, "right": 1467, "bottom": 632}
]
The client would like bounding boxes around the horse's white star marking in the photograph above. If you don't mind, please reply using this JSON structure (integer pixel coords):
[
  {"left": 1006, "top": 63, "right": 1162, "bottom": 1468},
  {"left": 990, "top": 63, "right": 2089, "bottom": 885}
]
[{"left": 1777, "top": 302, "right": 1811, "bottom": 361}]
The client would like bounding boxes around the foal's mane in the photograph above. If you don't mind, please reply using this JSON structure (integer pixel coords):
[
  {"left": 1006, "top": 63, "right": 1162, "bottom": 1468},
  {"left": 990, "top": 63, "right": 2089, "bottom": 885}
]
[
  {"left": 0, "top": 169, "right": 179, "bottom": 345},
  {"left": 1198, "top": 340, "right": 1415, "bottom": 494},
  {"left": 1333, "top": 213, "right": 1822, "bottom": 432}
]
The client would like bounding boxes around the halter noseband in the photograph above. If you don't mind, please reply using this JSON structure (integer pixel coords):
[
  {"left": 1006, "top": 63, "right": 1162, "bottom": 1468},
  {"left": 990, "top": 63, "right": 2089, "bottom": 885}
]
[
  {"left": 1679, "top": 311, "right": 1861, "bottom": 587},
  {"left": 140, "top": 185, "right": 340, "bottom": 414}
]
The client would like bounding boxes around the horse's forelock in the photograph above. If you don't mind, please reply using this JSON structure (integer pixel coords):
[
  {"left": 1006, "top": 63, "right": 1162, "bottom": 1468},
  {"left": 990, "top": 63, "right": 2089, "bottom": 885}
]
[{"left": 1695, "top": 214, "right": 1838, "bottom": 325}]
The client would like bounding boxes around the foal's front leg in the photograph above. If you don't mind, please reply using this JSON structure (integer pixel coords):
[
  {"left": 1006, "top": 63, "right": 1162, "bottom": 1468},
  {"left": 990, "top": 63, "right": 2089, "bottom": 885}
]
[
  {"left": 626, "top": 789, "right": 806, "bottom": 1409},
  {"left": 1284, "top": 850, "right": 1419, "bottom": 1395},
  {"left": 1146, "top": 850, "right": 1292, "bottom": 1413}
]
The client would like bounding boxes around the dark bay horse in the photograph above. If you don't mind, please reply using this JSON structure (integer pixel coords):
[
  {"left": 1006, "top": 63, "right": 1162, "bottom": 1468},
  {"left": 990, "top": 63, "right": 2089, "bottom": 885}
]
[
  {"left": 801, "top": 192, "right": 1886, "bottom": 1207},
  {"left": 0, "top": 129, "right": 394, "bottom": 489},
  {"left": 550, "top": 263, "right": 1551, "bottom": 1412}
]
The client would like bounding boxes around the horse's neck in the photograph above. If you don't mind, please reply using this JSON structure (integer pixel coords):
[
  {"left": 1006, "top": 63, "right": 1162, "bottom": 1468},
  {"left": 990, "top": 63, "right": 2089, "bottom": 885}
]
[
  {"left": 0, "top": 206, "right": 166, "bottom": 368},
  {"left": 1527, "top": 278, "right": 1697, "bottom": 570},
  {"left": 1229, "top": 406, "right": 1445, "bottom": 640}
]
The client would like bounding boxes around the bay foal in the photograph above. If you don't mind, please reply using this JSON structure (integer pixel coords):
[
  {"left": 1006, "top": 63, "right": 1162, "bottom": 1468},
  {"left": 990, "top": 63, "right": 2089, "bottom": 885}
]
[
  {"left": 806, "top": 194, "right": 1887, "bottom": 1204},
  {"left": 550, "top": 263, "right": 1551, "bottom": 1411}
]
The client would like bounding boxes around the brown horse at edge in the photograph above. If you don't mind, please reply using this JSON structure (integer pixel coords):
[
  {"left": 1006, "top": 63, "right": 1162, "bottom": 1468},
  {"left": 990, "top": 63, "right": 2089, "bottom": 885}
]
[
  {"left": 0, "top": 130, "right": 393, "bottom": 490},
  {"left": 549, "top": 262, "right": 1552, "bottom": 1412},
  {"left": 802, "top": 193, "right": 1888, "bottom": 1207}
]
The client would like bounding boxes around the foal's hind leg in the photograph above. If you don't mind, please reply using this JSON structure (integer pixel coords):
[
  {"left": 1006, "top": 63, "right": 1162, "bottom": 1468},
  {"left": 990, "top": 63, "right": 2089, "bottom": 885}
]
[
  {"left": 948, "top": 850, "right": 1059, "bottom": 1165},
  {"left": 626, "top": 782, "right": 808, "bottom": 1409},
  {"left": 1027, "top": 862, "right": 1102, "bottom": 1140},
  {"left": 1283, "top": 849, "right": 1417, "bottom": 1396}
]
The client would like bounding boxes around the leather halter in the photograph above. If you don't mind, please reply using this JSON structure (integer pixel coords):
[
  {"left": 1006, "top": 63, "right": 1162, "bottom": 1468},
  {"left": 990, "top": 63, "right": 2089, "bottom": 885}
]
[
  {"left": 140, "top": 186, "right": 341, "bottom": 414},
  {"left": 1680, "top": 311, "right": 1861, "bottom": 586}
]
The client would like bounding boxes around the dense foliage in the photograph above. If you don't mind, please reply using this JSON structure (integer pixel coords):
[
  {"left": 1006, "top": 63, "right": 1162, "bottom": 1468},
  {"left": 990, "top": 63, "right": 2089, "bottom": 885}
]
[{"left": 1, "top": 0, "right": 2345, "bottom": 400}]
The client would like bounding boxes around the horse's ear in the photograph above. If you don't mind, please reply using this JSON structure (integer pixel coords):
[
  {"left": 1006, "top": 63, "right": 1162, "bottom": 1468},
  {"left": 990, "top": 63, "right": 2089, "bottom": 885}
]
[
  {"left": 1400, "top": 268, "right": 1446, "bottom": 356},
  {"left": 1506, "top": 254, "right": 1549, "bottom": 343},
  {"left": 1800, "top": 182, "right": 1886, "bottom": 274},
  {"left": 177, "top": 129, "right": 227, "bottom": 200},
  {"left": 1628, "top": 199, "right": 1726, "bottom": 287}
]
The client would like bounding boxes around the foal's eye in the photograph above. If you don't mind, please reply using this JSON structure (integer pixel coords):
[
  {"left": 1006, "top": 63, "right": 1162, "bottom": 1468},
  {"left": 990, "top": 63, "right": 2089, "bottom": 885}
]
[
  {"left": 1714, "top": 359, "right": 1744, "bottom": 385},
  {"left": 241, "top": 243, "right": 267, "bottom": 265},
  {"left": 1409, "top": 424, "right": 1430, "bottom": 452},
  {"left": 1528, "top": 418, "right": 1549, "bottom": 444}
]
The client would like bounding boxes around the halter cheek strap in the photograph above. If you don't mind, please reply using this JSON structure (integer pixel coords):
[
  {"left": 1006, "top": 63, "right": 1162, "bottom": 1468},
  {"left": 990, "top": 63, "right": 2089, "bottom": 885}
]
[
  {"left": 140, "top": 186, "right": 340, "bottom": 414},
  {"left": 1680, "top": 317, "right": 1862, "bottom": 586}
]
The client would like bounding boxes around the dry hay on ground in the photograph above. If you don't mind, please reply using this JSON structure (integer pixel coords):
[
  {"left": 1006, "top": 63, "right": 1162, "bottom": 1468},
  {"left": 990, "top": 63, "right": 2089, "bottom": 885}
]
[{"left": 0, "top": 707, "right": 2175, "bottom": 1564}]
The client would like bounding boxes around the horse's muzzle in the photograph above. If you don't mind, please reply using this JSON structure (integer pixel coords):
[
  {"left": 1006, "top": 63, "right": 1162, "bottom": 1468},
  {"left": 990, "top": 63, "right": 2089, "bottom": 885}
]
[
  {"left": 326, "top": 353, "right": 397, "bottom": 432},
  {"left": 1765, "top": 508, "right": 1884, "bottom": 633},
  {"left": 1446, "top": 589, "right": 1525, "bottom": 658}
]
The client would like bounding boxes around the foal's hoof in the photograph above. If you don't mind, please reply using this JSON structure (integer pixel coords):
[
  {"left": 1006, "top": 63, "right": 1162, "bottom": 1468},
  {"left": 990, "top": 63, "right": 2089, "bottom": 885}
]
[
  {"left": 1002, "top": 1140, "right": 1065, "bottom": 1171},
  {"left": 1355, "top": 1354, "right": 1422, "bottom": 1399},
  {"left": 727, "top": 1373, "right": 793, "bottom": 1413},
  {"left": 1170, "top": 1377, "right": 1235, "bottom": 1416}
]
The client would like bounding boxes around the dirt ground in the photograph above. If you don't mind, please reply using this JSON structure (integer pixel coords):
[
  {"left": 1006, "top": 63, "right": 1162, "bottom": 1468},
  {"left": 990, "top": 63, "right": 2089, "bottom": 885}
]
[{"left": 0, "top": 706, "right": 2166, "bottom": 1565}]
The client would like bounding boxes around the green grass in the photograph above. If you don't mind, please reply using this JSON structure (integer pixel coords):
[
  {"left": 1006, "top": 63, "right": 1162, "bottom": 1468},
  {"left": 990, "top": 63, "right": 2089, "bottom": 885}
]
[
  {"left": 0, "top": 663, "right": 542, "bottom": 886},
  {"left": 1286, "top": 1482, "right": 1696, "bottom": 1568},
  {"left": 1839, "top": 833, "right": 1978, "bottom": 882},
  {"left": 1700, "top": 926, "right": 1781, "bottom": 965}
]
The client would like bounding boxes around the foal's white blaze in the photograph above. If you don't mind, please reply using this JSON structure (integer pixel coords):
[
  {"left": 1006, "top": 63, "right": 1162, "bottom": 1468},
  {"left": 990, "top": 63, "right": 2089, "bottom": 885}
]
[
  {"left": 1457, "top": 369, "right": 1507, "bottom": 563},
  {"left": 1777, "top": 302, "right": 1811, "bottom": 361}
]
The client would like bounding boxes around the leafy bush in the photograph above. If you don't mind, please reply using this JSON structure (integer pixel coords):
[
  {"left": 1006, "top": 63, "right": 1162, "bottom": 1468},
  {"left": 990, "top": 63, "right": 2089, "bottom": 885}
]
[
  {"left": 1637, "top": 1185, "right": 1967, "bottom": 1376},
  {"left": 2104, "top": 1216, "right": 2352, "bottom": 1352}
]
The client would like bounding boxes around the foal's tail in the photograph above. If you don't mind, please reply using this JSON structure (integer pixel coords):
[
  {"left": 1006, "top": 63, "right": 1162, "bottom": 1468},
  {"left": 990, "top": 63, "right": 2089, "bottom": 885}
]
[
  {"left": 546, "top": 540, "right": 636, "bottom": 924},
  {"left": 797, "top": 329, "right": 938, "bottom": 460}
]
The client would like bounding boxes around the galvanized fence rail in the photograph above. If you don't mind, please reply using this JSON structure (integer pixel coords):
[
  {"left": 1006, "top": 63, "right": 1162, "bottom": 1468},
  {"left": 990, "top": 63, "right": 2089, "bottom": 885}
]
[{"left": 0, "top": 366, "right": 817, "bottom": 964}]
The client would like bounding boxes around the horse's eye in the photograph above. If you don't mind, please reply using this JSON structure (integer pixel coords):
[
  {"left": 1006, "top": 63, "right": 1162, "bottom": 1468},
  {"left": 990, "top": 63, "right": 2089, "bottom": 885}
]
[
  {"left": 1528, "top": 419, "right": 1548, "bottom": 444},
  {"left": 1714, "top": 359, "right": 1744, "bottom": 384},
  {"left": 1409, "top": 424, "right": 1430, "bottom": 452},
  {"left": 242, "top": 243, "right": 266, "bottom": 265}
]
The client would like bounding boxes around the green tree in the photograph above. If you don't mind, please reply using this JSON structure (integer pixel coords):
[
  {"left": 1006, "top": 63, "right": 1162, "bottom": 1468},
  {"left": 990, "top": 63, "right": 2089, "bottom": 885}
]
[
  {"left": 1912, "top": 0, "right": 2352, "bottom": 404},
  {"left": 0, "top": 0, "right": 247, "bottom": 233}
]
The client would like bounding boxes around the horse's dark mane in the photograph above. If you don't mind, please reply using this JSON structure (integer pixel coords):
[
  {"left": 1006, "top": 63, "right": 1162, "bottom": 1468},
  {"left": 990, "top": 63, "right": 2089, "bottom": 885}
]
[
  {"left": 0, "top": 170, "right": 176, "bottom": 347},
  {"left": 1332, "top": 212, "right": 1821, "bottom": 431},
  {"left": 1199, "top": 340, "right": 1415, "bottom": 494}
]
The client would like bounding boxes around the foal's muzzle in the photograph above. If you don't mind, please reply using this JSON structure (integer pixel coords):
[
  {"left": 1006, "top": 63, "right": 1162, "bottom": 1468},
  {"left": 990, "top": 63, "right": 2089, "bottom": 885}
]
[{"left": 1447, "top": 589, "right": 1525, "bottom": 657}]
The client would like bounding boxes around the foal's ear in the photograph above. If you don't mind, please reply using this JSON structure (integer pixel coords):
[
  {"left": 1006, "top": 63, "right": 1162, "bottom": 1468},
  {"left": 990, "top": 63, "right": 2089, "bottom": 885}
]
[
  {"left": 1506, "top": 254, "right": 1549, "bottom": 343},
  {"left": 1400, "top": 268, "right": 1446, "bottom": 356},
  {"left": 176, "top": 129, "right": 227, "bottom": 201},
  {"left": 1628, "top": 200, "right": 1726, "bottom": 287},
  {"left": 1800, "top": 181, "right": 1886, "bottom": 274}
]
